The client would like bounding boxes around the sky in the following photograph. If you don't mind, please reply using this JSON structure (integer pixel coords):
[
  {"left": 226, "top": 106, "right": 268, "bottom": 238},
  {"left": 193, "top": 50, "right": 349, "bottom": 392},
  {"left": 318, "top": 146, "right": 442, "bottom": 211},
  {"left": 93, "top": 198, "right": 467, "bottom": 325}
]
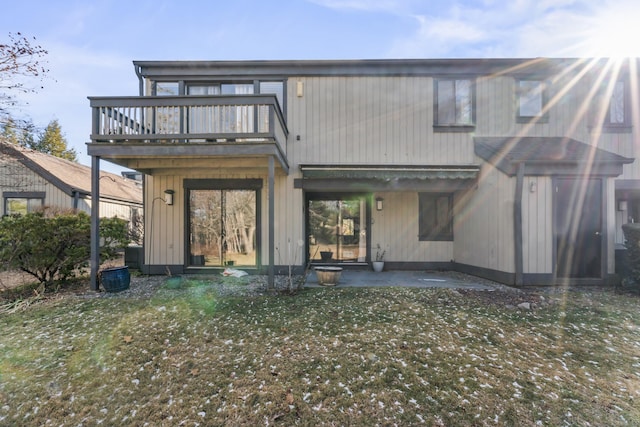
[{"left": 2, "top": 0, "right": 640, "bottom": 174}]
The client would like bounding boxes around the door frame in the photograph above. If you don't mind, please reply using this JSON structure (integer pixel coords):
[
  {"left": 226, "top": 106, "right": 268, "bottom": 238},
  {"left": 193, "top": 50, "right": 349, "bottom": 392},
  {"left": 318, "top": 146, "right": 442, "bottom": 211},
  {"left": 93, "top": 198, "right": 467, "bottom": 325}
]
[
  {"left": 304, "top": 191, "right": 371, "bottom": 265},
  {"left": 552, "top": 176, "right": 606, "bottom": 284},
  {"left": 183, "top": 178, "right": 263, "bottom": 269}
]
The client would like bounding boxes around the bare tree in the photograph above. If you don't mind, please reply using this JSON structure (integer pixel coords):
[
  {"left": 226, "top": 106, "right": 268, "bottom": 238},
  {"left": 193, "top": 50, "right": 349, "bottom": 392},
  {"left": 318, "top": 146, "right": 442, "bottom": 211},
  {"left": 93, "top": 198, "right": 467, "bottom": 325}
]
[{"left": 0, "top": 32, "right": 49, "bottom": 120}]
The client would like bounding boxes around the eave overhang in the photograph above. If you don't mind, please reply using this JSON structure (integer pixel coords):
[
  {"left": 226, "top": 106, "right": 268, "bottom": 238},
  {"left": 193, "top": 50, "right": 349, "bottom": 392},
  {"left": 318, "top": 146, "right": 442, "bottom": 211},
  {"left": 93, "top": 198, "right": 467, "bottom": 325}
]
[{"left": 296, "top": 165, "right": 480, "bottom": 192}]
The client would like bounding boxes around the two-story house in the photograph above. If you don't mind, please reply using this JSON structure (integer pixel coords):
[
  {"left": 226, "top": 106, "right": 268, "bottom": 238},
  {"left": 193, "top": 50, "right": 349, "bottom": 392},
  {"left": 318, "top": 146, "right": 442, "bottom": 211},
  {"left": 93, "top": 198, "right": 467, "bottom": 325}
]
[{"left": 87, "top": 58, "right": 637, "bottom": 290}]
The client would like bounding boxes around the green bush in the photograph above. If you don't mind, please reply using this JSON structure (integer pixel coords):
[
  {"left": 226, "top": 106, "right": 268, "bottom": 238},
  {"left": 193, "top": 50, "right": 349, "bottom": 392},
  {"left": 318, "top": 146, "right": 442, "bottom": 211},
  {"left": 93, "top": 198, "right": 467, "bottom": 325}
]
[
  {"left": 0, "top": 211, "right": 129, "bottom": 290},
  {"left": 621, "top": 223, "right": 640, "bottom": 288}
]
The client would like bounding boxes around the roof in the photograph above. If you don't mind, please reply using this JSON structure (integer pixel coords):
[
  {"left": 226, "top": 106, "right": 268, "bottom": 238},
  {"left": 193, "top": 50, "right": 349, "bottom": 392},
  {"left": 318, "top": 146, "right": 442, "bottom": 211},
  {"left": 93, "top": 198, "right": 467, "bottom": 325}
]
[
  {"left": 133, "top": 58, "right": 640, "bottom": 79},
  {"left": 0, "top": 141, "right": 142, "bottom": 204},
  {"left": 474, "top": 137, "right": 634, "bottom": 177}
]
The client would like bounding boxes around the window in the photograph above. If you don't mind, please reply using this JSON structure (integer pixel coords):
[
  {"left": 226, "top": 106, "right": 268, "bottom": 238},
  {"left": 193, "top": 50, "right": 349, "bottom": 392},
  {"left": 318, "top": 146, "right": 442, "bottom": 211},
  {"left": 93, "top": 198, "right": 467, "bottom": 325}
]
[
  {"left": 3, "top": 192, "right": 45, "bottom": 215},
  {"left": 517, "top": 79, "right": 548, "bottom": 122},
  {"left": 434, "top": 79, "right": 474, "bottom": 129},
  {"left": 418, "top": 193, "right": 453, "bottom": 241},
  {"left": 607, "top": 80, "right": 627, "bottom": 126},
  {"left": 155, "top": 82, "right": 179, "bottom": 96}
]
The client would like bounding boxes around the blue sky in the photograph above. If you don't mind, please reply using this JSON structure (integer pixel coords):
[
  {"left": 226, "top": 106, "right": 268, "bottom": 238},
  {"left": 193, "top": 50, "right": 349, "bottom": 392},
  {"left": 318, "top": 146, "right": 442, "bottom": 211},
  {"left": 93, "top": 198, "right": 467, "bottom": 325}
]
[{"left": 2, "top": 0, "right": 640, "bottom": 173}]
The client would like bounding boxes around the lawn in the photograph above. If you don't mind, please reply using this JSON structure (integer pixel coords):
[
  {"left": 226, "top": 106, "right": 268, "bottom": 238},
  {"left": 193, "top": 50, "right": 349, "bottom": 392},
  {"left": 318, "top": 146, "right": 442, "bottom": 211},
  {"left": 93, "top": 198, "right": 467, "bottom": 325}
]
[{"left": 0, "top": 277, "right": 639, "bottom": 426}]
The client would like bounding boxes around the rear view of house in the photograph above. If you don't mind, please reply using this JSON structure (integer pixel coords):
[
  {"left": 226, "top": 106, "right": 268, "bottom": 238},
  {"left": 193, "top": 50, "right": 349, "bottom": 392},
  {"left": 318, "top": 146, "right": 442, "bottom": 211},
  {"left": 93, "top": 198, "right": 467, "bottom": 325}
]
[{"left": 87, "top": 58, "right": 638, "bottom": 288}]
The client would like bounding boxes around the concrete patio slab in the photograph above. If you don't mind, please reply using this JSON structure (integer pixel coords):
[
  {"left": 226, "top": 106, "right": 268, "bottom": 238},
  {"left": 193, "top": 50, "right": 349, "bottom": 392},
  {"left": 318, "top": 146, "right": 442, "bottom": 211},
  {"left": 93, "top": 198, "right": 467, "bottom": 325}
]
[{"left": 305, "top": 269, "right": 501, "bottom": 290}]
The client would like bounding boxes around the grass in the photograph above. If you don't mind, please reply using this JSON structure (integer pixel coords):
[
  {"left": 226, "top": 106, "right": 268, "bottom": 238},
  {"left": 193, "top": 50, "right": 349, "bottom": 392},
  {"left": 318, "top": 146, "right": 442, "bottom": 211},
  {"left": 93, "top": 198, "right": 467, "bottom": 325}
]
[{"left": 0, "top": 279, "right": 639, "bottom": 426}]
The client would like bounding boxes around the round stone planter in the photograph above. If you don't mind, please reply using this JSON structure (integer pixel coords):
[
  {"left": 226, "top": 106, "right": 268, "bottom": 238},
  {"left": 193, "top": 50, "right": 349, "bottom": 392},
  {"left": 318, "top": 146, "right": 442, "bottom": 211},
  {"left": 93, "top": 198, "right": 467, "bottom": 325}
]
[
  {"left": 100, "top": 266, "right": 131, "bottom": 293},
  {"left": 314, "top": 266, "right": 343, "bottom": 286}
]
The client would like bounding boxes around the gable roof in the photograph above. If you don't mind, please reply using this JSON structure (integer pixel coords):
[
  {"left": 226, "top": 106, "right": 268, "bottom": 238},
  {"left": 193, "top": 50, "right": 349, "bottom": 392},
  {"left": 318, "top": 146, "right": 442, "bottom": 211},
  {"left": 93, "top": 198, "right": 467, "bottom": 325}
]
[
  {"left": 474, "top": 137, "right": 634, "bottom": 177},
  {"left": 0, "top": 141, "right": 142, "bottom": 204}
]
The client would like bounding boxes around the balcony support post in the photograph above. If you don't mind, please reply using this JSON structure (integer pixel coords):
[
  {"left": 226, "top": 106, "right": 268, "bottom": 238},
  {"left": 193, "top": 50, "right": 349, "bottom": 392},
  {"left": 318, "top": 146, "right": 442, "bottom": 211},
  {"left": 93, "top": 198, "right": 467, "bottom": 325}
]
[
  {"left": 90, "top": 155, "right": 101, "bottom": 291},
  {"left": 268, "top": 155, "right": 275, "bottom": 288}
]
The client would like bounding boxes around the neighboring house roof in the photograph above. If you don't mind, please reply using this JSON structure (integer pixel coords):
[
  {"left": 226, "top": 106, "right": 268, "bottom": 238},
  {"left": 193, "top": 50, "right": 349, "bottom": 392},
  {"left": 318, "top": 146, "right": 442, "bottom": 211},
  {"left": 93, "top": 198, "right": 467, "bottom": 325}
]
[
  {"left": 0, "top": 141, "right": 142, "bottom": 204},
  {"left": 474, "top": 137, "right": 634, "bottom": 177}
]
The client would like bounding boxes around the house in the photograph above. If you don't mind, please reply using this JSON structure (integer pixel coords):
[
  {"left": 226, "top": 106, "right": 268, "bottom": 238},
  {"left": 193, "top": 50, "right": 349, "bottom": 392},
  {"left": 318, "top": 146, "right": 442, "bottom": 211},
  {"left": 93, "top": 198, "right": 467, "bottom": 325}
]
[
  {"left": 0, "top": 140, "right": 142, "bottom": 233},
  {"left": 87, "top": 58, "right": 638, "bottom": 290}
]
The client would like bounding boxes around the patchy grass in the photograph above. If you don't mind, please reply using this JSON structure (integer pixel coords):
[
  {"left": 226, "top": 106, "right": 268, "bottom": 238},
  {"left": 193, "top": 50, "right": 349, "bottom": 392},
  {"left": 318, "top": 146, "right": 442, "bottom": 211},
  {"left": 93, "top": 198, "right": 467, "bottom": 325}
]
[{"left": 0, "top": 283, "right": 639, "bottom": 426}]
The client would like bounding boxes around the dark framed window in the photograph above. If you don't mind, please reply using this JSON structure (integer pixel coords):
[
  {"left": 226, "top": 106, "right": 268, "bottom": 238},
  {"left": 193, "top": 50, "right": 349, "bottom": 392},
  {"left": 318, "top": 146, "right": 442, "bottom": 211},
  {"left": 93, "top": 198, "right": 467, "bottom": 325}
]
[
  {"left": 516, "top": 79, "right": 548, "bottom": 123},
  {"left": 434, "top": 78, "right": 475, "bottom": 131},
  {"left": 418, "top": 193, "right": 453, "bottom": 241},
  {"left": 3, "top": 192, "right": 45, "bottom": 215},
  {"left": 605, "top": 79, "right": 630, "bottom": 129}
]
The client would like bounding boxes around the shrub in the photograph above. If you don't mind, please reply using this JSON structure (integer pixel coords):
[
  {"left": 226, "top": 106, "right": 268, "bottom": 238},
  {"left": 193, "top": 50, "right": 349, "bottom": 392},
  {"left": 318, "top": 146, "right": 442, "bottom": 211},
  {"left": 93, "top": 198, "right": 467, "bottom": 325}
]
[
  {"left": 621, "top": 223, "right": 640, "bottom": 288},
  {"left": 0, "top": 210, "right": 129, "bottom": 291}
]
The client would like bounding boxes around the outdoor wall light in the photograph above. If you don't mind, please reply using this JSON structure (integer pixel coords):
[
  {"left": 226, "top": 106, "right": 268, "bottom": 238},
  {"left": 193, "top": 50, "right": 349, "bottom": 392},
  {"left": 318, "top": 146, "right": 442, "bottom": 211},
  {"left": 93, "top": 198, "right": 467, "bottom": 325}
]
[
  {"left": 164, "top": 189, "right": 175, "bottom": 206},
  {"left": 619, "top": 200, "right": 628, "bottom": 211},
  {"left": 376, "top": 196, "right": 384, "bottom": 211},
  {"left": 529, "top": 182, "right": 537, "bottom": 193}
]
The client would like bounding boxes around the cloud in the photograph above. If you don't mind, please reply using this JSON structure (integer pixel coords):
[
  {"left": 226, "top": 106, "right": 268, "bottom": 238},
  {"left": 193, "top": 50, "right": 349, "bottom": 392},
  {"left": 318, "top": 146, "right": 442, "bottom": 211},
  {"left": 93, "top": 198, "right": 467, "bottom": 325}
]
[{"left": 386, "top": 0, "right": 640, "bottom": 58}]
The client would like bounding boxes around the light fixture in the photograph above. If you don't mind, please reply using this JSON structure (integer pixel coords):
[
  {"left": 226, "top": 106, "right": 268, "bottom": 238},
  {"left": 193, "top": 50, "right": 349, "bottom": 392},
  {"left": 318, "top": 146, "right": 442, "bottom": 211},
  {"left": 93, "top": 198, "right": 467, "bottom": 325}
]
[
  {"left": 619, "top": 200, "right": 628, "bottom": 211},
  {"left": 529, "top": 182, "right": 537, "bottom": 193},
  {"left": 376, "top": 196, "right": 384, "bottom": 211},
  {"left": 164, "top": 189, "right": 175, "bottom": 205},
  {"left": 296, "top": 80, "right": 304, "bottom": 97}
]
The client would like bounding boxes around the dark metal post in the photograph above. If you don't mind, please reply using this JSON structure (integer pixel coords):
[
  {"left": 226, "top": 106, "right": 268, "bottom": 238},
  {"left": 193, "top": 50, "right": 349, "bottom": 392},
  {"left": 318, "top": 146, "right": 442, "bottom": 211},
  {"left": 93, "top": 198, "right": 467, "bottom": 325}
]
[
  {"left": 268, "top": 156, "right": 275, "bottom": 288},
  {"left": 90, "top": 156, "right": 100, "bottom": 291}
]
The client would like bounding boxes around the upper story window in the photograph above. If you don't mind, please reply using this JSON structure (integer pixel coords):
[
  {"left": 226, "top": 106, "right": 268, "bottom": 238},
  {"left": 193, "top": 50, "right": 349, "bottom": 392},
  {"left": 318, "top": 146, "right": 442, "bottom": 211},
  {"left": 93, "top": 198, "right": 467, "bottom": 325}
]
[
  {"left": 517, "top": 79, "right": 548, "bottom": 123},
  {"left": 607, "top": 80, "right": 628, "bottom": 126},
  {"left": 151, "top": 80, "right": 285, "bottom": 113},
  {"left": 434, "top": 78, "right": 475, "bottom": 131}
]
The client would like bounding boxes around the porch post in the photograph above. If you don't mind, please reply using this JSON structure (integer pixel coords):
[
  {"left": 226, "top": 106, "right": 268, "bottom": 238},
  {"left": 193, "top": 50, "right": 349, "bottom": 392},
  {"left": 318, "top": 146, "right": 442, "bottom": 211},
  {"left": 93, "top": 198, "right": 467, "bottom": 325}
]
[
  {"left": 90, "top": 156, "right": 100, "bottom": 291},
  {"left": 268, "top": 156, "right": 275, "bottom": 288},
  {"left": 514, "top": 162, "right": 524, "bottom": 287}
]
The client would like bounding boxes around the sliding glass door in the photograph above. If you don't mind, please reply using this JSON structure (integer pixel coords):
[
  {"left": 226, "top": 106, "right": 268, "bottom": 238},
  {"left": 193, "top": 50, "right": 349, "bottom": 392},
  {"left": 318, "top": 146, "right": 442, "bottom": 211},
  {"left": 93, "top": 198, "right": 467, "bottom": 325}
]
[
  {"left": 307, "top": 194, "right": 368, "bottom": 263},
  {"left": 188, "top": 189, "right": 256, "bottom": 267}
]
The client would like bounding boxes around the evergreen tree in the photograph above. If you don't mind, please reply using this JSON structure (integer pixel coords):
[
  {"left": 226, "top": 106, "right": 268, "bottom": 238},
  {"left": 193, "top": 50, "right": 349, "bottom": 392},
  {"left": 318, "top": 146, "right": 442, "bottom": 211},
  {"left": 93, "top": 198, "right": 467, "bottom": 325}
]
[
  {"left": 34, "top": 119, "right": 77, "bottom": 161},
  {"left": 0, "top": 117, "right": 19, "bottom": 144}
]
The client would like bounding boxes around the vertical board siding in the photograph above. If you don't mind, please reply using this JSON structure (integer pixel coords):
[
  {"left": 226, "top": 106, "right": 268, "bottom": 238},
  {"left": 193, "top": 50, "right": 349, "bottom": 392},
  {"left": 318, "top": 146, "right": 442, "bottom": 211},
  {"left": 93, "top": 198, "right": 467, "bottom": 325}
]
[
  {"left": 288, "top": 76, "right": 474, "bottom": 169},
  {"left": 145, "top": 171, "right": 305, "bottom": 267},
  {"left": 454, "top": 164, "right": 515, "bottom": 273},
  {"left": 522, "top": 177, "right": 553, "bottom": 273},
  {"left": 372, "top": 192, "right": 453, "bottom": 263}
]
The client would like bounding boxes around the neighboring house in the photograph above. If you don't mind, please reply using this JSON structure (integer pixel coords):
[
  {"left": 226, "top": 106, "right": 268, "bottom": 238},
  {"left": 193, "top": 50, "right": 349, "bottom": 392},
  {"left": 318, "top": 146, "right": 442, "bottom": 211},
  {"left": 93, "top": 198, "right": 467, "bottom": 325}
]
[
  {"left": 87, "top": 58, "right": 638, "bottom": 288},
  {"left": 0, "top": 140, "right": 142, "bottom": 230}
]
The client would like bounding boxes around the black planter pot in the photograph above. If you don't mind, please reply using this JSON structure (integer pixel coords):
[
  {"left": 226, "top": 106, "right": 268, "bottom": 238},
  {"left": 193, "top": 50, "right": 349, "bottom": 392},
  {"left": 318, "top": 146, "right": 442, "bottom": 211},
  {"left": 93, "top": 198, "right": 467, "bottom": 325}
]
[
  {"left": 320, "top": 251, "right": 333, "bottom": 262},
  {"left": 100, "top": 266, "right": 131, "bottom": 292}
]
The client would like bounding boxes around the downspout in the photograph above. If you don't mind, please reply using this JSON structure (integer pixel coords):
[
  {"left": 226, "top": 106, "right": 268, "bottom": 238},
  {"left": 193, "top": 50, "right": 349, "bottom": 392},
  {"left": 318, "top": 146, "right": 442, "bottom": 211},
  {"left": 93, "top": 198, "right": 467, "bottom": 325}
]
[
  {"left": 514, "top": 162, "right": 525, "bottom": 287},
  {"left": 134, "top": 64, "right": 144, "bottom": 96}
]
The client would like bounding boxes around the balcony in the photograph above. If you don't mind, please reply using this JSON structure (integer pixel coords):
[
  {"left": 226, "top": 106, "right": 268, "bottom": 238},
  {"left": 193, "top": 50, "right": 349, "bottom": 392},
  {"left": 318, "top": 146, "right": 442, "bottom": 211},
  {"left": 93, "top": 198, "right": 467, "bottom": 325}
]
[{"left": 87, "top": 94, "right": 289, "bottom": 174}]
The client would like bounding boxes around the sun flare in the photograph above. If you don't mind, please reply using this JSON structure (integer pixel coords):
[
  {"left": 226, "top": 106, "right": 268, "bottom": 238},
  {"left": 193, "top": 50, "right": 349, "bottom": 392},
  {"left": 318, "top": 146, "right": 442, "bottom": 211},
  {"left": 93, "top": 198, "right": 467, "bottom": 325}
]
[{"left": 586, "top": 4, "right": 640, "bottom": 58}]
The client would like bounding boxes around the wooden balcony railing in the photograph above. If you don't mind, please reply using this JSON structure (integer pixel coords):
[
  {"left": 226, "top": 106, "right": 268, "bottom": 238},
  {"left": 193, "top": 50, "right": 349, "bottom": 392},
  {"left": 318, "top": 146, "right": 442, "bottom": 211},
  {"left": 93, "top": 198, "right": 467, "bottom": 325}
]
[{"left": 88, "top": 94, "right": 288, "bottom": 154}]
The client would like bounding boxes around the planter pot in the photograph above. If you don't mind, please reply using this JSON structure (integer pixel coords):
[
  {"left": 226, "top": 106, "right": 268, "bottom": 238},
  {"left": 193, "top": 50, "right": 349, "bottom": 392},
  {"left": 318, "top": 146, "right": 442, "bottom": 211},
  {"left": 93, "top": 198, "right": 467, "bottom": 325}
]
[
  {"left": 100, "top": 266, "right": 130, "bottom": 292},
  {"left": 314, "top": 266, "right": 343, "bottom": 286},
  {"left": 372, "top": 261, "right": 385, "bottom": 273},
  {"left": 190, "top": 255, "right": 205, "bottom": 266},
  {"left": 320, "top": 251, "right": 333, "bottom": 262}
]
